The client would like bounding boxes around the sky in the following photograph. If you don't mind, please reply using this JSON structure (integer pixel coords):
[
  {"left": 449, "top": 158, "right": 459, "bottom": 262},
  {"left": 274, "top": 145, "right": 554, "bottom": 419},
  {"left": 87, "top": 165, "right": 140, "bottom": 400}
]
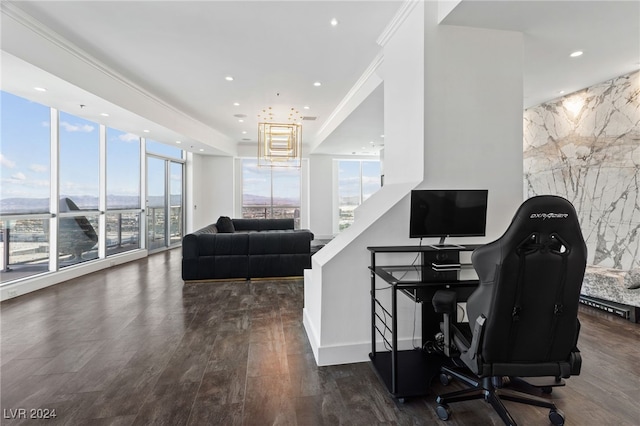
[
  {"left": 1, "top": 91, "right": 183, "bottom": 212},
  {"left": 338, "top": 159, "right": 381, "bottom": 202},
  {"left": 1, "top": 91, "right": 51, "bottom": 200}
]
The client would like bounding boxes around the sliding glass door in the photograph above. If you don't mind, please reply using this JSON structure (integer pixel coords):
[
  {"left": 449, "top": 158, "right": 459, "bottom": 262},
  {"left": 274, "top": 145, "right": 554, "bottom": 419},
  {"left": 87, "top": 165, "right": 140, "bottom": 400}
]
[{"left": 146, "top": 155, "right": 183, "bottom": 251}]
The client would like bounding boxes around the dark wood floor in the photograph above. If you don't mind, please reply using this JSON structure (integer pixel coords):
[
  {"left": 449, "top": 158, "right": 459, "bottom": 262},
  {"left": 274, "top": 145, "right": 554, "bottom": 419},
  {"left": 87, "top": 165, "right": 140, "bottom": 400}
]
[{"left": 1, "top": 248, "right": 639, "bottom": 425}]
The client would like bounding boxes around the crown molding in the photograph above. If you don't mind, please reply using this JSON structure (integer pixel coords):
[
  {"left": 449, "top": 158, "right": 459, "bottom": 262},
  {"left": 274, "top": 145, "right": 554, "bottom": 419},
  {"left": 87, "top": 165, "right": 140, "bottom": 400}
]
[
  {"left": 376, "top": 0, "right": 421, "bottom": 47},
  {"left": 314, "top": 51, "right": 384, "bottom": 142},
  {"left": 1, "top": 1, "right": 215, "bottom": 133}
]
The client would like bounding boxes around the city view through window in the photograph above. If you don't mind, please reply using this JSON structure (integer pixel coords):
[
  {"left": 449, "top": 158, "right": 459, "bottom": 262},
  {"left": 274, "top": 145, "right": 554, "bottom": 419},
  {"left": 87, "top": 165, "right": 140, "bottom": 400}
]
[
  {"left": 0, "top": 91, "right": 149, "bottom": 284},
  {"left": 1, "top": 92, "right": 52, "bottom": 281},
  {"left": 242, "top": 159, "right": 301, "bottom": 227},
  {"left": 338, "top": 160, "right": 381, "bottom": 230}
]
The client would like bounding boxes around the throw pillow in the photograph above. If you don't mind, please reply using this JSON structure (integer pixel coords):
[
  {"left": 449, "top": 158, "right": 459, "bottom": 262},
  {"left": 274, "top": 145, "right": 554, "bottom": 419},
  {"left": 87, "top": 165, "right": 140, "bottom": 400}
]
[{"left": 216, "top": 216, "right": 235, "bottom": 233}]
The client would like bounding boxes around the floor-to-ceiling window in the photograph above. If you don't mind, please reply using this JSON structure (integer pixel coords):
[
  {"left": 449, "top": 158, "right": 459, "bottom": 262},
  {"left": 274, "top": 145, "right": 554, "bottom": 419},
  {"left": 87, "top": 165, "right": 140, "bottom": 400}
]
[
  {"left": 337, "top": 159, "right": 381, "bottom": 231},
  {"left": 241, "top": 159, "right": 301, "bottom": 228},
  {"left": 58, "top": 111, "right": 100, "bottom": 267},
  {"left": 1, "top": 90, "right": 180, "bottom": 287},
  {"left": 0, "top": 92, "right": 52, "bottom": 282},
  {"left": 106, "top": 127, "right": 142, "bottom": 255},
  {"left": 146, "top": 140, "right": 184, "bottom": 251}
]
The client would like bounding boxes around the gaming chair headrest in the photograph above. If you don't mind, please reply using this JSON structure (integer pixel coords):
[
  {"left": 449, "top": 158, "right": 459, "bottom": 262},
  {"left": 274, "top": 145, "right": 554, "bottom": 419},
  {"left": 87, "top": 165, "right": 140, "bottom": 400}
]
[{"left": 502, "top": 195, "right": 585, "bottom": 250}]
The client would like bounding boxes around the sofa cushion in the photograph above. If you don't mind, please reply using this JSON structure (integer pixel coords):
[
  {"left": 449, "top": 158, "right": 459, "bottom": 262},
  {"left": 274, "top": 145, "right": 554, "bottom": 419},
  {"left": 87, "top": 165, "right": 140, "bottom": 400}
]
[
  {"left": 216, "top": 216, "right": 235, "bottom": 233},
  {"left": 246, "top": 230, "right": 312, "bottom": 277},
  {"left": 232, "top": 218, "right": 294, "bottom": 231},
  {"left": 198, "top": 233, "right": 248, "bottom": 256},
  {"left": 248, "top": 230, "right": 311, "bottom": 254}
]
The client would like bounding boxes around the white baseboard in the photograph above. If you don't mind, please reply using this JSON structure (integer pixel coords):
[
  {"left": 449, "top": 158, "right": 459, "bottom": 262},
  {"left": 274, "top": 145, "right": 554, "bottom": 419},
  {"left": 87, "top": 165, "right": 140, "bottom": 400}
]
[
  {"left": 0, "top": 250, "right": 147, "bottom": 301},
  {"left": 302, "top": 307, "right": 418, "bottom": 366},
  {"left": 302, "top": 307, "right": 321, "bottom": 363}
]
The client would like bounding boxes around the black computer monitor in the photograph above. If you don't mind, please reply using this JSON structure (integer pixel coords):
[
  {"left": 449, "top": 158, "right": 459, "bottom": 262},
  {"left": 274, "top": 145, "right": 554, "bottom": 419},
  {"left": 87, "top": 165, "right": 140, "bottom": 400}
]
[{"left": 409, "top": 189, "right": 488, "bottom": 247}]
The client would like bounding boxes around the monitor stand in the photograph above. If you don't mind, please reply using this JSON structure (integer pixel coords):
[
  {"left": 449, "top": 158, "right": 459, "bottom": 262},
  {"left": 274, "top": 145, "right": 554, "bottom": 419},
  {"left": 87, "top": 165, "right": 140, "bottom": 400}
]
[{"left": 429, "top": 236, "right": 465, "bottom": 250}]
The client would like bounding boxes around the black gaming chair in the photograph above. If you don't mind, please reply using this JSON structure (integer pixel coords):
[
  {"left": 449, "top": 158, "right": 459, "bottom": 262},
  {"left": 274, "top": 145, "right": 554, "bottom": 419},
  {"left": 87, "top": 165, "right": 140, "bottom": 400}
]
[{"left": 432, "top": 195, "right": 587, "bottom": 426}]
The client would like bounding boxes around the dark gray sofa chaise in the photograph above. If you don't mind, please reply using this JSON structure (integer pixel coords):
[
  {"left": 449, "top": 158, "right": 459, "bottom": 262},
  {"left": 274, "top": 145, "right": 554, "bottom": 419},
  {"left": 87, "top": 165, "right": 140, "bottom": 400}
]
[{"left": 181, "top": 218, "right": 314, "bottom": 281}]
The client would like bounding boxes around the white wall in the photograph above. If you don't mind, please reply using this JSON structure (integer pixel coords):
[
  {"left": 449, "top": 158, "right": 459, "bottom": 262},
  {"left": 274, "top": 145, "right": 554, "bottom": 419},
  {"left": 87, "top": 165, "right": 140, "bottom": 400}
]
[
  {"left": 187, "top": 154, "right": 235, "bottom": 232},
  {"left": 380, "top": 2, "right": 425, "bottom": 185},
  {"left": 304, "top": 1, "right": 525, "bottom": 366},
  {"left": 303, "top": 181, "right": 418, "bottom": 364},
  {"left": 421, "top": 7, "right": 525, "bottom": 241},
  {"left": 304, "top": 1, "right": 426, "bottom": 365}
]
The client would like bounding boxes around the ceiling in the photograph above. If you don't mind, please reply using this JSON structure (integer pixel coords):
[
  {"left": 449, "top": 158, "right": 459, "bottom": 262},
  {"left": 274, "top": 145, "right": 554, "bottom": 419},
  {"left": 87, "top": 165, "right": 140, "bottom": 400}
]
[{"left": 1, "top": 1, "right": 639, "bottom": 157}]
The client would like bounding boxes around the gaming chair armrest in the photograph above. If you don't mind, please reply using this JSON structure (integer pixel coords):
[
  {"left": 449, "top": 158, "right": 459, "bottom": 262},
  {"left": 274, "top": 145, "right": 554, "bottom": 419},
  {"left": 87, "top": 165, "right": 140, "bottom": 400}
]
[
  {"left": 460, "top": 314, "right": 486, "bottom": 375},
  {"left": 432, "top": 290, "right": 457, "bottom": 357},
  {"left": 432, "top": 290, "right": 457, "bottom": 315}
]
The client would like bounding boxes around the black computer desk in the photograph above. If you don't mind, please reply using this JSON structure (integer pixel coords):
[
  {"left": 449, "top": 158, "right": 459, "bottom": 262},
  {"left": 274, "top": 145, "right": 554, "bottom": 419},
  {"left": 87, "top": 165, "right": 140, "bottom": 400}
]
[{"left": 367, "top": 244, "right": 481, "bottom": 400}]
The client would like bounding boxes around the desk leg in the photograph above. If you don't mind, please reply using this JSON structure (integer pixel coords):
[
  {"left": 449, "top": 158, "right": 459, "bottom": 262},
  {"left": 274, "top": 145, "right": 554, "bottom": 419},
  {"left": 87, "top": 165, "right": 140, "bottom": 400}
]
[
  {"left": 370, "top": 252, "right": 376, "bottom": 357},
  {"left": 391, "top": 285, "right": 398, "bottom": 395}
]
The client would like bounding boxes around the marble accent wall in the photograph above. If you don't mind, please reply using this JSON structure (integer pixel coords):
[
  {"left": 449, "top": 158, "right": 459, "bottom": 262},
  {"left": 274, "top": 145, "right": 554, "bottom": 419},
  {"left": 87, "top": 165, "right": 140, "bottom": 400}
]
[{"left": 523, "top": 71, "right": 640, "bottom": 270}]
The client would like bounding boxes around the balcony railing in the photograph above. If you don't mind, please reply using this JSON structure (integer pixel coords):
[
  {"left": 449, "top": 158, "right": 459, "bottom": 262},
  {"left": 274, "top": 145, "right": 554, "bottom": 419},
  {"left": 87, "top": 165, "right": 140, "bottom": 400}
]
[
  {"left": 1, "top": 210, "right": 142, "bottom": 284},
  {"left": 241, "top": 205, "right": 300, "bottom": 228}
]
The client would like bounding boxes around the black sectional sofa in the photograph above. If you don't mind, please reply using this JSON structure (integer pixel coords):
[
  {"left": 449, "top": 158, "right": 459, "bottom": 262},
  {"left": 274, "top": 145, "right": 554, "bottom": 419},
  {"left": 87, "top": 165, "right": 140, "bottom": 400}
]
[{"left": 181, "top": 218, "right": 314, "bottom": 281}]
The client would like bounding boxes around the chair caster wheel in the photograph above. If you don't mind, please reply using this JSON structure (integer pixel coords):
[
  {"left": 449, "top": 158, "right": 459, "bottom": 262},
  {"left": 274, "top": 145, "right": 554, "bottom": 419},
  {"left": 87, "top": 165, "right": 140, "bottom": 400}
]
[
  {"left": 436, "top": 404, "right": 451, "bottom": 421},
  {"left": 549, "top": 409, "right": 565, "bottom": 425},
  {"left": 439, "top": 373, "right": 452, "bottom": 386},
  {"left": 541, "top": 386, "right": 553, "bottom": 394}
]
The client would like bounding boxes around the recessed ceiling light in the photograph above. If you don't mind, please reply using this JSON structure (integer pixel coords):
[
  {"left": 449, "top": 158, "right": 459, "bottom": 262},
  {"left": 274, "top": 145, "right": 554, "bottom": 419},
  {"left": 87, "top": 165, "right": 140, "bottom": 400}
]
[
  {"left": 330, "top": 18, "right": 338, "bottom": 26},
  {"left": 238, "top": 119, "right": 244, "bottom": 123},
  {"left": 176, "top": 140, "right": 182, "bottom": 144},
  {"left": 569, "top": 51, "right": 583, "bottom": 58},
  {"left": 199, "top": 148, "right": 204, "bottom": 152},
  {"left": 233, "top": 102, "right": 240, "bottom": 106},
  {"left": 100, "top": 113, "right": 109, "bottom": 117},
  {"left": 225, "top": 76, "right": 234, "bottom": 81},
  {"left": 242, "top": 131, "right": 247, "bottom": 134},
  {"left": 313, "top": 81, "right": 321, "bottom": 87},
  {"left": 143, "top": 129, "right": 150, "bottom": 133},
  {"left": 33, "top": 87, "right": 47, "bottom": 92},
  {"left": 303, "top": 106, "right": 310, "bottom": 110},
  {"left": 559, "top": 90, "right": 565, "bottom": 95}
]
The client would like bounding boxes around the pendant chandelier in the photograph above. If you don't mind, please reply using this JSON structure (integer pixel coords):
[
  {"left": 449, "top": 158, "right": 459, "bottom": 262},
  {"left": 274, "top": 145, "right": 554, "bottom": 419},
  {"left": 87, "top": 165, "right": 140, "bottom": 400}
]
[{"left": 257, "top": 107, "right": 302, "bottom": 168}]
